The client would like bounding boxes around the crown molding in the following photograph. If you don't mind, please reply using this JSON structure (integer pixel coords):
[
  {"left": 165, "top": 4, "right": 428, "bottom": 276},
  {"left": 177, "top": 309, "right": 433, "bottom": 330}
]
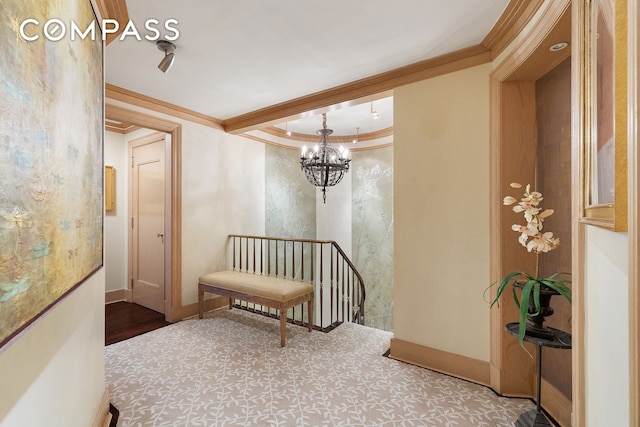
[
  {"left": 105, "top": 103, "right": 181, "bottom": 131},
  {"left": 106, "top": 84, "right": 223, "bottom": 130},
  {"left": 492, "top": 0, "right": 571, "bottom": 82},
  {"left": 481, "top": 0, "right": 546, "bottom": 59},
  {"left": 261, "top": 126, "right": 393, "bottom": 143},
  {"left": 241, "top": 134, "right": 299, "bottom": 150},
  {"left": 105, "top": 123, "right": 141, "bottom": 134},
  {"left": 105, "top": 118, "right": 141, "bottom": 134},
  {"left": 94, "top": 0, "right": 129, "bottom": 45},
  {"left": 242, "top": 133, "right": 392, "bottom": 153},
  {"left": 222, "top": 44, "right": 491, "bottom": 134}
]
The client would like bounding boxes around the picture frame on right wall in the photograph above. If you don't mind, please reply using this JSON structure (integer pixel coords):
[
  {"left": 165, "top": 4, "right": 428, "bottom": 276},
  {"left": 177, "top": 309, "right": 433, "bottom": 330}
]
[{"left": 579, "top": 0, "right": 628, "bottom": 231}]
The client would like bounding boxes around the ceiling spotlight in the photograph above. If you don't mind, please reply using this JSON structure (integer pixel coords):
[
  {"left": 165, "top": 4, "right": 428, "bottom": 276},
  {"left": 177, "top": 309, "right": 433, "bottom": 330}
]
[
  {"left": 370, "top": 102, "right": 379, "bottom": 119},
  {"left": 285, "top": 122, "right": 292, "bottom": 136},
  {"left": 353, "top": 127, "right": 359, "bottom": 144},
  {"left": 156, "top": 40, "right": 176, "bottom": 73}
]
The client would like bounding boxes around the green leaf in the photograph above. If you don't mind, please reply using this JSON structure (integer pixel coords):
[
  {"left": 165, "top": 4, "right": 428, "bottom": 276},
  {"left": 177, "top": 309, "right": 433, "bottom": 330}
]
[
  {"left": 518, "top": 281, "right": 534, "bottom": 344},
  {"left": 531, "top": 280, "right": 541, "bottom": 316},
  {"left": 487, "top": 271, "right": 525, "bottom": 308}
]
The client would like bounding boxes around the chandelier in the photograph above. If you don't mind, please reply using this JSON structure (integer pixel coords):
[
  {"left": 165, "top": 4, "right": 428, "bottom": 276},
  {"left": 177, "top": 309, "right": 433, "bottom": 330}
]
[{"left": 300, "top": 114, "right": 351, "bottom": 203}]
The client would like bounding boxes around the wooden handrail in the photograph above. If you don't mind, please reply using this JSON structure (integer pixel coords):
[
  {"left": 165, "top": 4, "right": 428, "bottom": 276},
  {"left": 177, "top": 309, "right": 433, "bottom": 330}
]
[{"left": 229, "top": 234, "right": 345, "bottom": 245}]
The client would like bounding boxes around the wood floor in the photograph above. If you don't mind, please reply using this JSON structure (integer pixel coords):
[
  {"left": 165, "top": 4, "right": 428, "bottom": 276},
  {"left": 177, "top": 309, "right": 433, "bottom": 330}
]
[{"left": 105, "top": 302, "right": 171, "bottom": 346}]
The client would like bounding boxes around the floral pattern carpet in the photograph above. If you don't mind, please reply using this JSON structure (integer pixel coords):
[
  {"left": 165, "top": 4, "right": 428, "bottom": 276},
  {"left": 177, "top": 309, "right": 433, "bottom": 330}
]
[{"left": 105, "top": 309, "right": 534, "bottom": 426}]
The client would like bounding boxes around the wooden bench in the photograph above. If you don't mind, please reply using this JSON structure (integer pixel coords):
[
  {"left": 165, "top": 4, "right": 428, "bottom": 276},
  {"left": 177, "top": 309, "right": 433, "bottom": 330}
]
[{"left": 198, "top": 271, "right": 314, "bottom": 347}]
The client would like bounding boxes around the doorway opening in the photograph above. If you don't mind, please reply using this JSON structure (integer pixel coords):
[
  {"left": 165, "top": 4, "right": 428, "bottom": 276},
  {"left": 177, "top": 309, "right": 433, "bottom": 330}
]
[
  {"left": 105, "top": 104, "right": 183, "bottom": 323},
  {"left": 489, "top": 2, "right": 573, "bottom": 426}
]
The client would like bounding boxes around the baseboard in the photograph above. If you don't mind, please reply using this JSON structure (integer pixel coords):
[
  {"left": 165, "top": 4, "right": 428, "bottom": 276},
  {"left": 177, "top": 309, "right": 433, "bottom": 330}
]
[
  {"left": 182, "top": 295, "right": 230, "bottom": 319},
  {"left": 105, "top": 289, "right": 126, "bottom": 304},
  {"left": 540, "top": 379, "right": 571, "bottom": 427},
  {"left": 389, "top": 337, "right": 571, "bottom": 425},
  {"left": 91, "top": 388, "right": 111, "bottom": 427},
  {"left": 389, "top": 338, "right": 490, "bottom": 386}
]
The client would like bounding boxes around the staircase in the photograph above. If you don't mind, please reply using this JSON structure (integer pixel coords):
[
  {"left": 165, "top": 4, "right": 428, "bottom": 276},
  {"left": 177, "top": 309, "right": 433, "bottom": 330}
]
[{"left": 228, "top": 234, "right": 365, "bottom": 330}]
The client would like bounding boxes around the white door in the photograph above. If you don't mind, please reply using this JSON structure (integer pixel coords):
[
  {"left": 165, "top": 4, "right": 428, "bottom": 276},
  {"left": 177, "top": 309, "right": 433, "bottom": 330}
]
[{"left": 130, "top": 135, "right": 166, "bottom": 313}]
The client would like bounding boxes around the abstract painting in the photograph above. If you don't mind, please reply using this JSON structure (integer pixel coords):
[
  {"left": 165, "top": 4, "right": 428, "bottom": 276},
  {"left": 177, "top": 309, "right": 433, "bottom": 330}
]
[{"left": 0, "top": 0, "right": 103, "bottom": 349}]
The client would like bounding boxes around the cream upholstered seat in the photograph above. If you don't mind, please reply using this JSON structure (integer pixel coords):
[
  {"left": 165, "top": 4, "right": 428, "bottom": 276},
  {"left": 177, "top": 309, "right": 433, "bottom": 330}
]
[
  {"left": 198, "top": 271, "right": 313, "bottom": 301},
  {"left": 198, "top": 270, "right": 314, "bottom": 347}
]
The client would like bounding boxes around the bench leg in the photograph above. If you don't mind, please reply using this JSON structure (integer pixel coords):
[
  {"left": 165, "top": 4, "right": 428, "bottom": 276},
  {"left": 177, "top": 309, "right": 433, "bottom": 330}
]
[
  {"left": 228, "top": 297, "right": 233, "bottom": 309},
  {"left": 198, "top": 285, "right": 204, "bottom": 319},
  {"left": 307, "top": 295, "right": 314, "bottom": 332},
  {"left": 280, "top": 309, "right": 287, "bottom": 347}
]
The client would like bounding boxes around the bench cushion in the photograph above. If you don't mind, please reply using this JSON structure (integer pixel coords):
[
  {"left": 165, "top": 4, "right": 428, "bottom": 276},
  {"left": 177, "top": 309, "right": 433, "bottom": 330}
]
[{"left": 198, "top": 271, "right": 313, "bottom": 302}]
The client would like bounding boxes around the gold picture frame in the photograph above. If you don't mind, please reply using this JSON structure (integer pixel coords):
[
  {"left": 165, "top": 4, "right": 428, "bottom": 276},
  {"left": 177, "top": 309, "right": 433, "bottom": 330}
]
[
  {"left": 105, "top": 166, "right": 116, "bottom": 212},
  {"left": 579, "top": 0, "right": 628, "bottom": 231}
]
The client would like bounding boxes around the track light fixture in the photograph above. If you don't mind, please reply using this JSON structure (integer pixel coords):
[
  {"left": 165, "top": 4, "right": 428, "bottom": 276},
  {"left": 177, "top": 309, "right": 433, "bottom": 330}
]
[
  {"left": 156, "top": 40, "right": 176, "bottom": 73},
  {"left": 370, "top": 102, "right": 379, "bottom": 119}
]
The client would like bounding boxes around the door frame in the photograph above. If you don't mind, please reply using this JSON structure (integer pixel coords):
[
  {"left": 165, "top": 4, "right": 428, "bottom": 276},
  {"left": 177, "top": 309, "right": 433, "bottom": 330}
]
[
  {"left": 107, "top": 103, "right": 183, "bottom": 322},
  {"left": 629, "top": 2, "right": 640, "bottom": 425}
]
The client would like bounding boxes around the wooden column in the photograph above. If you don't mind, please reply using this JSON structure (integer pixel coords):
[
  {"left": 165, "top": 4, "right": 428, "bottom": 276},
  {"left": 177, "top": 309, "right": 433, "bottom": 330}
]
[{"left": 489, "top": 78, "right": 537, "bottom": 397}]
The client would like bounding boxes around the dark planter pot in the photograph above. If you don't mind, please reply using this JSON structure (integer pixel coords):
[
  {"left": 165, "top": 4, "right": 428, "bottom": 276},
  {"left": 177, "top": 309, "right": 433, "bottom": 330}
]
[{"left": 513, "top": 281, "right": 560, "bottom": 340}]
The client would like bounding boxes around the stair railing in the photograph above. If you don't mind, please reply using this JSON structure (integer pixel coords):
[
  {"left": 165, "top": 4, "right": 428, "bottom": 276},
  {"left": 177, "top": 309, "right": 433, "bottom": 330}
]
[{"left": 227, "top": 234, "right": 365, "bottom": 330}]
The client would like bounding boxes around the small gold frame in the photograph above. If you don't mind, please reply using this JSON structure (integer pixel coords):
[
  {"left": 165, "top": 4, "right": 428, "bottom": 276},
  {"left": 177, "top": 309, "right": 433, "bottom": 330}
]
[{"left": 105, "top": 165, "right": 116, "bottom": 212}]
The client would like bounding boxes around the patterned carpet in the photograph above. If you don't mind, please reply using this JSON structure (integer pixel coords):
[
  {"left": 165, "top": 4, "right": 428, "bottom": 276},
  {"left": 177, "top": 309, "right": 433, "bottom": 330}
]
[{"left": 105, "top": 309, "right": 534, "bottom": 426}]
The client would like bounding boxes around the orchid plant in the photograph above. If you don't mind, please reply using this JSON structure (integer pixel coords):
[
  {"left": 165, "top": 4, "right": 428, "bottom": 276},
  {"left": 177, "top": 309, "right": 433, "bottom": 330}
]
[{"left": 488, "top": 183, "right": 571, "bottom": 345}]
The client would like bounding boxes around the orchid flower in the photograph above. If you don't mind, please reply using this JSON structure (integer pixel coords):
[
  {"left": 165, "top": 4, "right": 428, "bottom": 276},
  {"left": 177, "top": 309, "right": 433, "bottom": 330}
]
[
  {"left": 506, "top": 183, "right": 559, "bottom": 253},
  {"left": 521, "top": 184, "right": 543, "bottom": 206},
  {"left": 511, "top": 223, "right": 538, "bottom": 246},
  {"left": 526, "top": 232, "right": 560, "bottom": 253}
]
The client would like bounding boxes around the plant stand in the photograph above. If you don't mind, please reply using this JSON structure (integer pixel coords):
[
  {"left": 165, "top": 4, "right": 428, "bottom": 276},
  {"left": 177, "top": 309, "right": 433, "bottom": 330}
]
[
  {"left": 512, "top": 282, "right": 561, "bottom": 340},
  {"left": 505, "top": 323, "right": 572, "bottom": 427}
]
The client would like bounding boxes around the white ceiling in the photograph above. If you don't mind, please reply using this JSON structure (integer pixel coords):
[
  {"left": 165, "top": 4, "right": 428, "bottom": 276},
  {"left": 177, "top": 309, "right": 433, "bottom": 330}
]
[{"left": 106, "top": 0, "right": 509, "bottom": 130}]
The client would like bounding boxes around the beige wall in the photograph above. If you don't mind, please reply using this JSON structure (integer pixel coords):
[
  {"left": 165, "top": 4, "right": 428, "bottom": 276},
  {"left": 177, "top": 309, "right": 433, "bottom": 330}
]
[
  {"left": 180, "top": 120, "right": 266, "bottom": 305},
  {"left": 0, "top": 269, "right": 105, "bottom": 426},
  {"left": 394, "top": 63, "right": 491, "bottom": 361}
]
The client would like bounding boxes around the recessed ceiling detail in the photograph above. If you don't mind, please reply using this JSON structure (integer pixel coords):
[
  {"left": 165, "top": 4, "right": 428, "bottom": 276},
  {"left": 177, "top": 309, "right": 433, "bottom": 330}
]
[{"left": 273, "top": 96, "right": 393, "bottom": 136}]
